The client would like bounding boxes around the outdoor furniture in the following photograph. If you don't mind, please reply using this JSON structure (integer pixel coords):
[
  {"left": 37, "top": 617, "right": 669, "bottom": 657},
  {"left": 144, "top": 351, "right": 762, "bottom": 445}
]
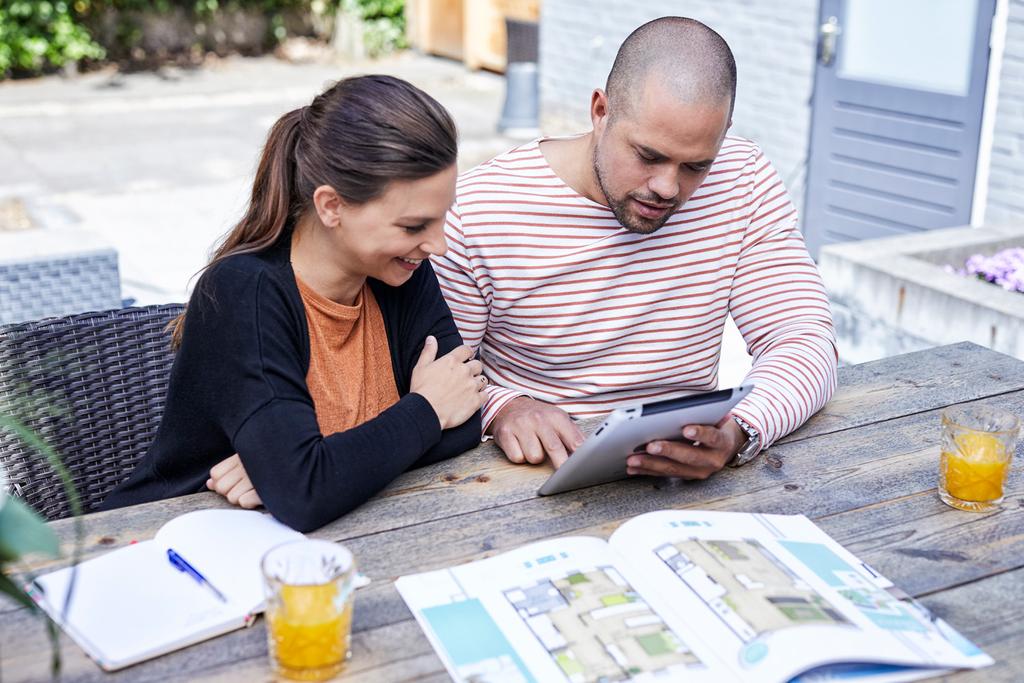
[
  {"left": 0, "top": 304, "right": 182, "bottom": 521},
  {"left": 0, "top": 226, "right": 123, "bottom": 325},
  {"left": 3, "top": 342, "right": 1023, "bottom": 680}
]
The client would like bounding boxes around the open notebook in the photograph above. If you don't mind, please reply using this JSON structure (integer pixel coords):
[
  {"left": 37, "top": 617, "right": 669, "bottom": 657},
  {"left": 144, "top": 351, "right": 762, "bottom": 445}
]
[{"left": 29, "top": 509, "right": 303, "bottom": 671}]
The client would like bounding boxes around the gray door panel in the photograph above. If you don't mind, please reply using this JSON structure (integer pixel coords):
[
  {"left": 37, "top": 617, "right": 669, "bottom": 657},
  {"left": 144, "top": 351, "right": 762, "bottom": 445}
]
[{"left": 804, "top": 0, "right": 996, "bottom": 257}]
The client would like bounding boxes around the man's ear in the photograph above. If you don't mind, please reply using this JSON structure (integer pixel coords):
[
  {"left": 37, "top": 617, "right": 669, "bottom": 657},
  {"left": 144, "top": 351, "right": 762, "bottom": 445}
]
[
  {"left": 312, "top": 185, "right": 343, "bottom": 228},
  {"left": 591, "top": 88, "right": 610, "bottom": 133}
]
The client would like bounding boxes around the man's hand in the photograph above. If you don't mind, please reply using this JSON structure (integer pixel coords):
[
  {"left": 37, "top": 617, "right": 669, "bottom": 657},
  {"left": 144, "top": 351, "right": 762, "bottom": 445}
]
[
  {"left": 207, "top": 454, "right": 263, "bottom": 509},
  {"left": 626, "top": 417, "right": 748, "bottom": 480},
  {"left": 488, "top": 396, "right": 584, "bottom": 468}
]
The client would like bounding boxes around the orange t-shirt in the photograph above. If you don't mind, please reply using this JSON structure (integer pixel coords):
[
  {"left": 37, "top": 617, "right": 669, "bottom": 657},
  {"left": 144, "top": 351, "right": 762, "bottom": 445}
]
[{"left": 295, "top": 276, "right": 400, "bottom": 436}]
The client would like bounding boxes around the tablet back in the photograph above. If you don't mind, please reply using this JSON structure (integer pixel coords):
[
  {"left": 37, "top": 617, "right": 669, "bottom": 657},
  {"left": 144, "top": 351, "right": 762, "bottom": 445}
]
[{"left": 537, "top": 385, "right": 753, "bottom": 496}]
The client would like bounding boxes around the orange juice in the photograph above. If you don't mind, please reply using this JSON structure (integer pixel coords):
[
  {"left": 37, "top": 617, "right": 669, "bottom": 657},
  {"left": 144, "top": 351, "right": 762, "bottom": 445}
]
[
  {"left": 940, "top": 430, "right": 1011, "bottom": 509},
  {"left": 266, "top": 583, "right": 353, "bottom": 681}
]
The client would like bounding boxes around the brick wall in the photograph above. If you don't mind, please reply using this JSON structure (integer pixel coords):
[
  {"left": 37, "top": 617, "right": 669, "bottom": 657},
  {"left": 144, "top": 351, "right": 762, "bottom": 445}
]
[
  {"left": 539, "top": 0, "right": 819, "bottom": 209},
  {"left": 985, "top": 0, "right": 1024, "bottom": 226}
]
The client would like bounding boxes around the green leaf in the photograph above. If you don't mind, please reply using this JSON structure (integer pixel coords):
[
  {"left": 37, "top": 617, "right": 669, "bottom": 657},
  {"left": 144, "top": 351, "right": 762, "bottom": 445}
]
[
  {"left": 0, "top": 568, "right": 38, "bottom": 611},
  {"left": 0, "top": 497, "right": 59, "bottom": 563}
]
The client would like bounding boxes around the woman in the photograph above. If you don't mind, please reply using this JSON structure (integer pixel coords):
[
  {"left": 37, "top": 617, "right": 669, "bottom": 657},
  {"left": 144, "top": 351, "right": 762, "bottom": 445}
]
[{"left": 101, "top": 76, "right": 484, "bottom": 532}]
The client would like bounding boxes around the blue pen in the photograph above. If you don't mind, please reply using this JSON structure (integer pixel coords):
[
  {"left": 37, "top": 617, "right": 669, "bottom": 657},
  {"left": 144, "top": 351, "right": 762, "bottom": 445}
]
[{"left": 167, "top": 548, "right": 228, "bottom": 603}]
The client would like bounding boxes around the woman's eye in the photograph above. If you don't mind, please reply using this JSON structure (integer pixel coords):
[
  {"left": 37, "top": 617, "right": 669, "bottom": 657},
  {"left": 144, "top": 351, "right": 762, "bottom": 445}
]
[{"left": 402, "top": 224, "right": 427, "bottom": 234}]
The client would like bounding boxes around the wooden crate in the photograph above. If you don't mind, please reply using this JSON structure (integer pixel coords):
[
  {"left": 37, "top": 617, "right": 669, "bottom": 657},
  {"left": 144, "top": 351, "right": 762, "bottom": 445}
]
[
  {"left": 464, "top": 0, "right": 539, "bottom": 71},
  {"left": 407, "top": 0, "right": 540, "bottom": 72},
  {"left": 408, "top": 0, "right": 465, "bottom": 61}
]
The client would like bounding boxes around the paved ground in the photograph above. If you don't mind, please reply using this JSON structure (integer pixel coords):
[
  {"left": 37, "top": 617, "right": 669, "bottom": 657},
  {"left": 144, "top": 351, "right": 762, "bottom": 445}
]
[{"left": 0, "top": 51, "right": 751, "bottom": 385}]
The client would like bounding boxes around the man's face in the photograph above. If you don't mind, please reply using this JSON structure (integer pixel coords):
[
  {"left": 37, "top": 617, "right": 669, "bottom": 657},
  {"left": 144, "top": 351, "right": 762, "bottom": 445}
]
[{"left": 592, "top": 78, "right": 731, "bottom": 234}]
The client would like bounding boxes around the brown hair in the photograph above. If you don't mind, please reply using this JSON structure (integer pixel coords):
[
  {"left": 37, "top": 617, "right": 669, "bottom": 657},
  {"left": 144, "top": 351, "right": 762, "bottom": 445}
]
[{"left": 171, "top": 74, "right": 458, "bottom": 347}]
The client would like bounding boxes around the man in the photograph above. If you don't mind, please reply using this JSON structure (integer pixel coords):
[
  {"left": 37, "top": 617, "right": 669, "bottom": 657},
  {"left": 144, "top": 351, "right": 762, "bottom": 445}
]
[{"left": 433, "top": 16, "right": 837, "bottom": 479}]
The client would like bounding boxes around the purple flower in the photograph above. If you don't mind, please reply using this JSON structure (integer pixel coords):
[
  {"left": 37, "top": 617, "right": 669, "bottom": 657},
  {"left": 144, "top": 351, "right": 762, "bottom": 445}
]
[{"left": 951, "top": 247, "right": 1024, "bottom": 293}]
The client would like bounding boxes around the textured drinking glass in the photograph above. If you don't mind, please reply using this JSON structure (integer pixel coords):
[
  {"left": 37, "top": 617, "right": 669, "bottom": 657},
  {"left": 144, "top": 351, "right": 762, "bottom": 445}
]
[
  {"left": 262, "top": 540, "right": 355, "bottom": 681},
  {"left": 939, "top": 406, "right": 1019, "bottom": 512}
]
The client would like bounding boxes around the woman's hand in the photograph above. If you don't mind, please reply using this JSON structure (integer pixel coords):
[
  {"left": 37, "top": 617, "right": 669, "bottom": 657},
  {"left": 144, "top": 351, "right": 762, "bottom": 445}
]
[
  {"left": 410, "top": 335, "right": 486, "bottom": 429},
  {"left": 207, "top": 454, "right": 263, "bottom": 509}
]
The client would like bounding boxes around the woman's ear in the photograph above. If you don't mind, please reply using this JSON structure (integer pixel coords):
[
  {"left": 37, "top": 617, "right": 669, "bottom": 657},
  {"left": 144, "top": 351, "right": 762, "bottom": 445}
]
[{"left": 312, "top": 185, "right": 344, "bottom": 228}]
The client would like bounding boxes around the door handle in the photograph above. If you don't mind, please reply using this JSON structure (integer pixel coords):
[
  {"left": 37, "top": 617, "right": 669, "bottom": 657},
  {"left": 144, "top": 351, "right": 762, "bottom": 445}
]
[{"left": 818, "top": 16, "right": 842, "bottom": 66}]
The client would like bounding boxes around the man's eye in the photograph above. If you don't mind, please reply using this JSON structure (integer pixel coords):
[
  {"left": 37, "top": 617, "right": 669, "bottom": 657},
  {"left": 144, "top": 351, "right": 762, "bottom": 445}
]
[
  {"left": 688, "top": 164, "right": 710, "bottom": 173},
  {"left": 637, "top": 151, "right": 656, "bottom": 163},
  {"left": 402, "top": 224, "right": 427, "bottom": 234}
]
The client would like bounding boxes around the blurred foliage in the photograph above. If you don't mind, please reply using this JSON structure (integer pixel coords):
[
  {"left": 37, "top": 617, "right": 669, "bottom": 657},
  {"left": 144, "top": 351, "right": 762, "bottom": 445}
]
[
  {"left": 0, "top": 1, "right": 105, "bottom": 77},
  {"left": 0, "top": 0, "right": 406, "bottom": 79},
  {"left": 342, "top": 0, "right": 405, "bottom": 56}
]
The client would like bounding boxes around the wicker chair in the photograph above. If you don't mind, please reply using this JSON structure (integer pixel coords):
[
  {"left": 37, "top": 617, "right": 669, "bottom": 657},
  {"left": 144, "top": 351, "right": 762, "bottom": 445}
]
[{"left": 0, "top": 304, "right": 183, "bottom": 520}]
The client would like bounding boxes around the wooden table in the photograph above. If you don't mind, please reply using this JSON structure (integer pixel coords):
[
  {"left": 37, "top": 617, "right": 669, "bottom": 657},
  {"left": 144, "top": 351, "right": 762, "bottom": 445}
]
[{"left": 3, "top": 342, "right": 1023, "bottom": 682}]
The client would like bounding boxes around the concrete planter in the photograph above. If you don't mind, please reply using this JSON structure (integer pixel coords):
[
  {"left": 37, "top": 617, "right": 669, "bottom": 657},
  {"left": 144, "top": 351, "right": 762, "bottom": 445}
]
[{"left": 819, "top": 225, "right": 1024, "bottom": 364}]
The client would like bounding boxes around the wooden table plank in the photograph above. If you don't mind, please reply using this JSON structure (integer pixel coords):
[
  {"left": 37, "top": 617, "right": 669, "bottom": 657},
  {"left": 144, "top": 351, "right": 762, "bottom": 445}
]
[
  {"left": 920, "top": 567, "right": 1024, "bottom": 683},
  {"left": 788, "top": 342, "right": 1024, "bottom": 442}
]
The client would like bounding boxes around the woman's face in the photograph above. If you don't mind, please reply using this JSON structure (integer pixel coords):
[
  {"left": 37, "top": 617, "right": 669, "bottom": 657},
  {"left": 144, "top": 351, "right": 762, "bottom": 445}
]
[{"left": 328, "top": 165, "right": 457, "bottom": 288}]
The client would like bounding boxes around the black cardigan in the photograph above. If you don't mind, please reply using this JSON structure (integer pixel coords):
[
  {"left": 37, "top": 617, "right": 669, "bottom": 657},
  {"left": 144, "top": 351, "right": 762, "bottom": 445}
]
[{"left": 101, "top": 239, "right": 482, "bottom": 531}]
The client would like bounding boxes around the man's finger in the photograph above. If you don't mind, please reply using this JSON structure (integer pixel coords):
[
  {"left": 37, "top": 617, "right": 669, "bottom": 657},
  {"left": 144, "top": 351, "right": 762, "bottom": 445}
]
[
  {"left": 517, "top": 431, "right": 546, "bottom": 464},
  {"left": 683, "top": 424, "right": 726, "bottom": 450},
  {"left": 554, "top": 418, "right": 586, "bottom": 453},
  {"left": 627, "top": 464, "right": 703, "bottom": 479},
  {"left": 210, "top": 453, "right": 240, "bottom": 479},
  {"left": 645, "top": 440, "right": 701, "bottom": 464},
  {"left": 627, "top": 454, "right": 706, "bottom": 479},
  {"left": 497, "top": 431, "right": 526, "bottom": 464},
  {"left": 539, "top": 429, "right": 569, "bottom": 468}
]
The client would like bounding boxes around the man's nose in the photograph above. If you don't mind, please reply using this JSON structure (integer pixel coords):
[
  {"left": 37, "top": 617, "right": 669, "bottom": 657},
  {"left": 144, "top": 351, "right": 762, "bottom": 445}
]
[{"left": 648, "top": 167, "right": 680, "bottom": 202}]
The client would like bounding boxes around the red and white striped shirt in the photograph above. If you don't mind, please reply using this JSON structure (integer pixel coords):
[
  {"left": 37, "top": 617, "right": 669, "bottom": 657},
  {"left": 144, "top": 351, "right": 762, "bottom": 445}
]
[{"left": 433, "top": 136, "right": 838, "bottom": 452}]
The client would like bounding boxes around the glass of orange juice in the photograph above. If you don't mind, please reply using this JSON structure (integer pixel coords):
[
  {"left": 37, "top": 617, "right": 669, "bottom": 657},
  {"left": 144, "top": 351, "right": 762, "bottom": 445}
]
[
  {"left": 939, "top": 406, "right": 1019, "bottom": 512},
  {"left": 262, "top": 540, "right": 355, "bottom": 681}
]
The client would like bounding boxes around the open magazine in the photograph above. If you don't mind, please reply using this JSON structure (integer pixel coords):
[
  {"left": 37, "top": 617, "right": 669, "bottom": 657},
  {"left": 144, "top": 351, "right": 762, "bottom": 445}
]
[{"left": 396, "top": 510, "right": 991, "bottom": 683}]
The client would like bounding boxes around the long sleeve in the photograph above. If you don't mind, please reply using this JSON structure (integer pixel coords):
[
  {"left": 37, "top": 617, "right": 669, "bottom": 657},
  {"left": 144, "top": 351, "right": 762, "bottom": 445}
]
[
  {"left": 103, "top": 253, "right": 479, "bottom": 532},
  {"left": 433, "top": 200, "right": 526, "bottom": 431},
  {"left": 397, "top": 261, "right": 483, "bottom": 468},
  {"left": 729, "top": 152, "right": 839, "bottom": 451},
  {"left": 204, "top": 268, "right": 449, "bottom": 531}
]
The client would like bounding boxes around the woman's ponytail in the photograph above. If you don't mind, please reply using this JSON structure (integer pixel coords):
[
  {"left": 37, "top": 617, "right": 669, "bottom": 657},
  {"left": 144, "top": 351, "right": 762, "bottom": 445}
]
[{"left": 170, "top": 108, "right": 303, "bottom": 348}]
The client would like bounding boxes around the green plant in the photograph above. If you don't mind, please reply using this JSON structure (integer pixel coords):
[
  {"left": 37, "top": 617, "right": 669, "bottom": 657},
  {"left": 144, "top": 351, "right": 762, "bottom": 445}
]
[
  {"left": 342, "top": 0, "right": 405, "bottom": 56},
  {"left": 0, "top": 1, "right": 105, "bottom": 77},
  {"left": 0, "top": 415, "right": 84, "bottom": 677}
]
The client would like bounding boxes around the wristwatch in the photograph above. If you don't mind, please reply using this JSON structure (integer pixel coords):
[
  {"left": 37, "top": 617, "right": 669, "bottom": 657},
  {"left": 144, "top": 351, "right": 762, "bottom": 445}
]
[{"left": 729, "top": 415, "right": 761, "bottom": 467}]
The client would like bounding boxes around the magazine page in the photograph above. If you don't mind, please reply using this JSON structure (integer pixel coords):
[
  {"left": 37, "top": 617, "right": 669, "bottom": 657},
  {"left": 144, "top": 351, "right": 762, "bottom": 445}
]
[
  {"left": 608, "top": 510, "right": 991, "bottom": 682},
  {"left": 396, "top": 535, "right": 737, "bottom": 683}
]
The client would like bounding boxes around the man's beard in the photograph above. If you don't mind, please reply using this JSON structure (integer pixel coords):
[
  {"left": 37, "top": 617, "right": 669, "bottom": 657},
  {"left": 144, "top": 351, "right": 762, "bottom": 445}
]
[{"left": 593, "top": 149, "right": 678, "bottom": 235}]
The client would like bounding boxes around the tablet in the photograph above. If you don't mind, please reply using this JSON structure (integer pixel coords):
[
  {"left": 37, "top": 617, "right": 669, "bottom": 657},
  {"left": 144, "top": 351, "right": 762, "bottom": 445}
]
[{"left": 537, "top": 384, "right": 754, "bottom": 496}]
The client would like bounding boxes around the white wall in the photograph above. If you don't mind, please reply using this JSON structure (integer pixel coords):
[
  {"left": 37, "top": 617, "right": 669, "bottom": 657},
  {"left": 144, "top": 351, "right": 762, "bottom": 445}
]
[{"left": 985, "top": 0, "right": 1024, "bottom": 226}]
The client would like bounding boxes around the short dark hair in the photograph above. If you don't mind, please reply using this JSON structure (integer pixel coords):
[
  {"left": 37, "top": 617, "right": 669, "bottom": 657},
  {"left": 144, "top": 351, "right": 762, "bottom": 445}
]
[{"left": 605, "top": 17, "right": 737, "bottom": 121}]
